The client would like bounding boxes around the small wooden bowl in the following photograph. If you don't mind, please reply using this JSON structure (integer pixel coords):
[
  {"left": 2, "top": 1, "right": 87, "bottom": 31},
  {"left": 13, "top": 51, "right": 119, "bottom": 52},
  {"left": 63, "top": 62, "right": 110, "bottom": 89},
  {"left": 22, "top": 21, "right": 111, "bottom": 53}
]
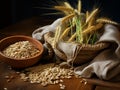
[{"left": 0, "top": 35, "right": 44, "bottom": 69}]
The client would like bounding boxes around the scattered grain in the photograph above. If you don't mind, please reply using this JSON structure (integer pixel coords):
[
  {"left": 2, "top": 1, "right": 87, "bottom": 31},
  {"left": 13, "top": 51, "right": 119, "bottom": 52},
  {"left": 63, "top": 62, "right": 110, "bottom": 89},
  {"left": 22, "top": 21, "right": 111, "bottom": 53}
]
[
  {"left": 59, "top": 84, "right": 66, "bottom": 89},
  {"left": 4, "top": 88, "right": 8, "bottom": 90},
  {"left": 4, "top": 76, "right": 9, "bottom": 79},
  {"left": 20, "top": 66, "right": 73, "bottom": 89}
]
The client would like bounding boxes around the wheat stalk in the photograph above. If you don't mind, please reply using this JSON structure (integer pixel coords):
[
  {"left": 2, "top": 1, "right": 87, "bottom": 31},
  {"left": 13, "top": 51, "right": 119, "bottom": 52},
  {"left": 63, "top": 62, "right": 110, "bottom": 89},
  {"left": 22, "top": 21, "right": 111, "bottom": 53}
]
[
  {"left": 60, "top": 27, "right": 71, "bottom": 40},
  {"left": 77, "top": 0, "right": 81, "bottom": 15},
  {"left": 62, "top": 13, "right": 75, "bottom": 23},
  {"left": 64, "top": 2, "right": 73, "bottom": 9},
  {"left": 82, "top": 23, "right": 103, "bottom": 35},
  {"left": 53, "top": 26, "right": 61, "bottom": 48},
  {"left": 96, "top": 18, "right": 118, "bottom": 25},
  {"left": 86, "top": 11, "right": 89, "bottom": 19},
  {"left": 54, "top": 6, "right": 74, "bottom": 14},
  {"left": 51, "top": 1, "right": 117, "bottom": 44},
  {"left": 82, "top": 26, "right": 94, "bottom": 34},
  {"left": 88, "top": 17, "right": 95, "bottom": 27},
  {"left": 76, "top": 16, "right": 83, "bottom": 43},
  {"left": 86, "top": 8, "right": 99, "bottom": 23},
  {"left": 68, "top": 33, "right": 76, "bottom": 42}
]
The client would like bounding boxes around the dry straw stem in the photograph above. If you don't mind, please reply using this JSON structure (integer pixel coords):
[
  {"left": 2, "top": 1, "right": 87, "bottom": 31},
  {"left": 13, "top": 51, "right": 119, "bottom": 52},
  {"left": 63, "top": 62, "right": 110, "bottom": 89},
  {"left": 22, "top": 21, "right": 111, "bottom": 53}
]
[
  {"left": 53, "top": 26, "right": 61, "bottom": 48},
  {"left": 77, "top": 0, "right": 81, "bottom": 15},
  {"left": 68, "top": 33, "right": 76, "bottom": 42},
  {"left": 86, "top": 8, "right": 99, "bottom": 23},
  {"left": 96, "top": 18, "right": 118, "bottom": 25},
  {"left": 82, "top": 23, "right": 103, "bottom": 35},
  {"left": 53, "top": 27, "right": 58, "bottom": 47},
  {"left": 60, "top": 27, "right": 71, "bottom": 40},
  {"left": 62, "top": 13, "right": 75, "bottom": 24}
]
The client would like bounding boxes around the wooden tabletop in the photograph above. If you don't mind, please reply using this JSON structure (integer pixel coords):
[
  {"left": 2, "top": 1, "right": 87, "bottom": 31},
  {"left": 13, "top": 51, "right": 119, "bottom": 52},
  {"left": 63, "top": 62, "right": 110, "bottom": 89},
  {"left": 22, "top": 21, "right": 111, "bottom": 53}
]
[{"left": 0, "top": 17, "right": 120, "bottom": 90}]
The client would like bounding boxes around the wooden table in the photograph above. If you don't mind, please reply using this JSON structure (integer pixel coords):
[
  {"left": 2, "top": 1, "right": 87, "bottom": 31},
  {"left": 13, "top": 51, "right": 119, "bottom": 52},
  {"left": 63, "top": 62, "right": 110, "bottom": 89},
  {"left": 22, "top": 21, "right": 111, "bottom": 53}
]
[{"left": 0, "top": 17, "right": 120, "bottom": 90}]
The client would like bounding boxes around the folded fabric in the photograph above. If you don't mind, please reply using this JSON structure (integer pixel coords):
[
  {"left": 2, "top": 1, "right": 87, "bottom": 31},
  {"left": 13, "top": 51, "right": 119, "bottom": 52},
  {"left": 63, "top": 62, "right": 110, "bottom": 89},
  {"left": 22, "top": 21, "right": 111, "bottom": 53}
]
[
  {"left": 32, "top": 18, "right": 62, "bottom": 41},
  {"left": 74, "top": 24, "right": 120, "bottom": 81}
]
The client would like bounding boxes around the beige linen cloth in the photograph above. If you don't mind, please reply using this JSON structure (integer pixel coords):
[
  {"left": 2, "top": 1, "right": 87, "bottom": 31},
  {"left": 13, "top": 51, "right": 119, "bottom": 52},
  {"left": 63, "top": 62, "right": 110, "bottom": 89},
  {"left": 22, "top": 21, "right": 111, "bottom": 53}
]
[
  {"left": 32, "top": 18, "right": 120, "bottom": 81},
  {"left": 74, "top": 24, "right": 120, "bottom": 81}
]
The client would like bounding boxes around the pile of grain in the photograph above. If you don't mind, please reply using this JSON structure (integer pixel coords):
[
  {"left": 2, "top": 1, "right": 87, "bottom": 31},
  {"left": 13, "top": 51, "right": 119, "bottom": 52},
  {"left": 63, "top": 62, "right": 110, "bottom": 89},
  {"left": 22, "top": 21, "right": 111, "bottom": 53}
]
[
  {"left": 20, "top": 64, "right": 75, "bottom": 89},
  {"left": 2, "top": 41, "right": 40, "bottom": 59}
]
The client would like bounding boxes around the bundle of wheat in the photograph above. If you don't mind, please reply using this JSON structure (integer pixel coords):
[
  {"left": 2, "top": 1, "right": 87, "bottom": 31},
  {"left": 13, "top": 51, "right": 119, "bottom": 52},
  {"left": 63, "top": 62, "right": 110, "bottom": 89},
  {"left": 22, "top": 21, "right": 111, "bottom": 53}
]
[{"left": 44, "top": 0, "right": 117, "bottom": 65}]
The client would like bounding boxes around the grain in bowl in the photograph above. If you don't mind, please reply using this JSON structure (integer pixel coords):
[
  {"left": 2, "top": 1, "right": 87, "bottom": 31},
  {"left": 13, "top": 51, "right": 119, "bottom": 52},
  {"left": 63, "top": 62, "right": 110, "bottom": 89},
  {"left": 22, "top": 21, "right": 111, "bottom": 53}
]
[
  {"left": 0, "top": 35, "right": 44, "bottom": 68},
  {"left": 2, "top": 41, "right": 40, "bottom": 59}
]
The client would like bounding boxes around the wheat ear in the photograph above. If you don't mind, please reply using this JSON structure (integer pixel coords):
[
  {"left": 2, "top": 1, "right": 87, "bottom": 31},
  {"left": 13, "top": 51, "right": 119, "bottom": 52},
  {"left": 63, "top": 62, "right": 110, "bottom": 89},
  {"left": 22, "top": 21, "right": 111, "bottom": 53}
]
[
  {"left": 60, "top": 27, "right": 71, "bottom": 40},
  {"left": 62, "top": 14, "right": 75, "bottom": 23},
  {"left": 86, "top": 8, "right": 98, "bottom": 23},
  {"left": 96, "top": 18, "right": 118, "bottom": 25},
  {"left": 53, "top": 26, "right": 61, "bottom": 48},
  {"left": 86, "top": 11, "right": 89, "bottom": 19},
  {"left": 88, "top": 17, "right": 95, "bottom": 27},
  {"left": 82, "top": 23, "right": 103, "bottom": 35},
  {"left": 64, "top": 2, "right": 73, "bottom": 9},
  {"left": 54, "top": 6, "right": 74, "bottom": 13},
  {"left": 82, "top": 26, "right": 94, "bottom": 35},
  {"left": 78, "top": 0, "right": 81, "bottom": 15}
]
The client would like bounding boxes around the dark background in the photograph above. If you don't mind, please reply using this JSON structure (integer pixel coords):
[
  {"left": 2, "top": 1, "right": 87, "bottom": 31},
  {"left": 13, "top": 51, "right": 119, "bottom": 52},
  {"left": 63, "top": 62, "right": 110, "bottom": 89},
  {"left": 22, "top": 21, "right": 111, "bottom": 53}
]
[{"left": 0, "top": 0, "right": 120, "bottom": 29}]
